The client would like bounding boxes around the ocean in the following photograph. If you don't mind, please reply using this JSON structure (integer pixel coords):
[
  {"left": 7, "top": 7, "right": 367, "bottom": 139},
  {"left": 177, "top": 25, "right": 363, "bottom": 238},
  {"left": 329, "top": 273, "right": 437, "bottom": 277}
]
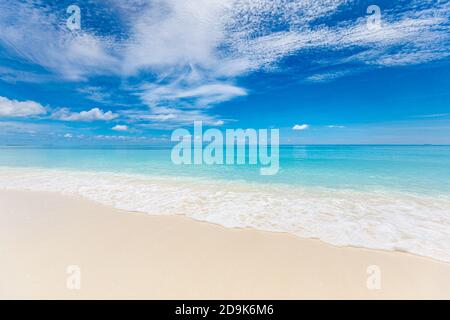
[{"left": 0, "top": 145, "right": 449, "bottom": 262}]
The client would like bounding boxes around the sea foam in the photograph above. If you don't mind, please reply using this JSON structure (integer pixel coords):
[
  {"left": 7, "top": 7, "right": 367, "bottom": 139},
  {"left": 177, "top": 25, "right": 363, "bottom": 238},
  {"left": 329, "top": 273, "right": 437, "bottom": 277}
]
[{"left": 1, "top": 167, "right": 449, "bottom": 262}]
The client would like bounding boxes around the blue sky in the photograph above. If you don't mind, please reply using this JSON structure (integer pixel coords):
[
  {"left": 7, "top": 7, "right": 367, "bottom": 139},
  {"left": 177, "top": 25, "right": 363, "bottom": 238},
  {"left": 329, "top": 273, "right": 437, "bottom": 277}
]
[{"left": 0, "top": 0, "right": 449, "bottom": 145}]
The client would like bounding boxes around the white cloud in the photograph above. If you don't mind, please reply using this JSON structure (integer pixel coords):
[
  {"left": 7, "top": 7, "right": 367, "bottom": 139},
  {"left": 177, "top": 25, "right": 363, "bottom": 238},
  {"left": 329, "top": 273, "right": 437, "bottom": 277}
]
[
  {"left": 1, "top": 0, "right": 449, "bottom": 126},
  {"left": 52, "top": 108, "right": 118, "bottom": 122},
  {"left": 3, "top": 1, "right": 449, "bottom": 80},
  {"left": 293, "top": 124, "right": 310, "bottom": 130},
  {"left": 327, "top": 125, "right": 346, "bottom": 128},
  {"left": 0, "top": 66, "right": 53, "bottom": 84},
  {"left": 0, "top": 2, "right": 118, "bottom": 80},
  {"left": 176, "top": 84, "right": 247, "bottom": 105},
  {"left": 112, "top": 125, "right": 129, "bottom": 132},
  {"left": 232, "top": 6, "right": 450, "bottom": 73},
  {"left": 64, "top": 133, "right": 73, "bottom": 139},
  {"left": 77, "top": 86, "right": 113, "bottom": 103},
  {"left": 121, "top": 0, "right": 233, "bottom": 75},
  {"left": 415, "top": 113, "right": 449, "bottom": 119},
  {"left": 91, "top": 134, "right": 168, "bottom": 143},
  {"left": 139, "top": 82, "right": 247, "bottom": 108},
  {"left": 307, "top": 71, "right": 354, "bottom": 83},
  {"left": 125, "top": 107, "right": 224, "bottom": 129},
  {"left": 0, "top": 96, "right": 46, "bottom": 117}
]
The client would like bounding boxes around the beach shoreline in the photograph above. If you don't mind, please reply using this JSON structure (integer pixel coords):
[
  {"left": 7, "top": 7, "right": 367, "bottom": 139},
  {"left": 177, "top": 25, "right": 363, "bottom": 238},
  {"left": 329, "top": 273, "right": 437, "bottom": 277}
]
[{"left": 1, "top": 189, "right": 449, "bottom": 299}]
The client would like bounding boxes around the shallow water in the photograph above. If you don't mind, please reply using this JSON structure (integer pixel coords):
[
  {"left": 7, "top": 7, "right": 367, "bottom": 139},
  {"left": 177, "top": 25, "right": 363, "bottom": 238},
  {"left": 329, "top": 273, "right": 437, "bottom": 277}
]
[{"left": 1, "top": 145, "right": 449, "bottom": 262}]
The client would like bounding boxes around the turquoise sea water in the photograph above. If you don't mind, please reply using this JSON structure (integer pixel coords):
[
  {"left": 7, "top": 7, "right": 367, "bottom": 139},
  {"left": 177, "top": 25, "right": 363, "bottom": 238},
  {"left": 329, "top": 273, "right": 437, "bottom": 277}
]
[
  {"left": 1, "top": 145, "right": 450, "bottom": 195},
  {"left": 1, "top": 145, "right": 450, "bottom": 261}
]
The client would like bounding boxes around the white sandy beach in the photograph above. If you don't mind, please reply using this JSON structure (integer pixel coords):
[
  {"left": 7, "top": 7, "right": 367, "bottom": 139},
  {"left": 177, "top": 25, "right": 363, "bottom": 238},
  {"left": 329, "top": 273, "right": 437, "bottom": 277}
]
[{"left": 0, "top": 189, "right": 449, "bottom": 299}]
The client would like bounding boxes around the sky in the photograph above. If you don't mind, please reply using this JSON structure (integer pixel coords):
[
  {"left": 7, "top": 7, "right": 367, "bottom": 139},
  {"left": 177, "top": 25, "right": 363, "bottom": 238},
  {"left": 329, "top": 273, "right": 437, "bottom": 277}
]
[{"left": 0, "top": 0, "right": 449, "bottom": 145}]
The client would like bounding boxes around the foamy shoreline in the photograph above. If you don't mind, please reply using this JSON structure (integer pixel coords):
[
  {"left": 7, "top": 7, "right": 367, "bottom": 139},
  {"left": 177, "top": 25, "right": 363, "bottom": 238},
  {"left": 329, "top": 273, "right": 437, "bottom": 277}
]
[
  {"left": 1, "top": 166, "right": 449, "bottom": 263},
  {"left": 1, "top": 189, "right": 449, "bottom": 299}
]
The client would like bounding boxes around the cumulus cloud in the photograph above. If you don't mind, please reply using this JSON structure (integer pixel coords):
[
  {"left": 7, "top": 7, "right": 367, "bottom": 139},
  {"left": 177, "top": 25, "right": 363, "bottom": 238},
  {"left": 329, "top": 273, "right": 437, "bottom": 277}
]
[
  {"left": 52, "top": 108, "right": 118, "bottom": 122},
  {"left": 112, "top": 125, "right": 129, "bottom": 131},
  {"left": 293, "top": 124, "right": 310, "bottom": 130},
  {"left": 0, "top": 96, "right": 46, "bottom": 117}
]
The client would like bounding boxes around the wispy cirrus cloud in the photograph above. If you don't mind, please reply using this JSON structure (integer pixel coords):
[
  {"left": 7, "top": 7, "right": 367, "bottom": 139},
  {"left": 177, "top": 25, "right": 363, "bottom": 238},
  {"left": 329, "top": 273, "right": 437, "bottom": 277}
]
[
  {"left": 121, "top": 107, "right": 226, "bottom": 129},
  {"left": 0, "top": 1, "right": 118, "bottom": 81},
  {"left": 2, "top": 1, "right": 448, "bottom": 80},
  {"left": 306, "top": 70, "right": 354, "bottom": 83},
  {"left": 414, "top": 113, "right": 450, "bottom": 118},
  {"left": 77, "top": 86, "right": 113, "bottom": 104},
  {"left": 0, "top": 67, "right": 54, "bottom": 84}
]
